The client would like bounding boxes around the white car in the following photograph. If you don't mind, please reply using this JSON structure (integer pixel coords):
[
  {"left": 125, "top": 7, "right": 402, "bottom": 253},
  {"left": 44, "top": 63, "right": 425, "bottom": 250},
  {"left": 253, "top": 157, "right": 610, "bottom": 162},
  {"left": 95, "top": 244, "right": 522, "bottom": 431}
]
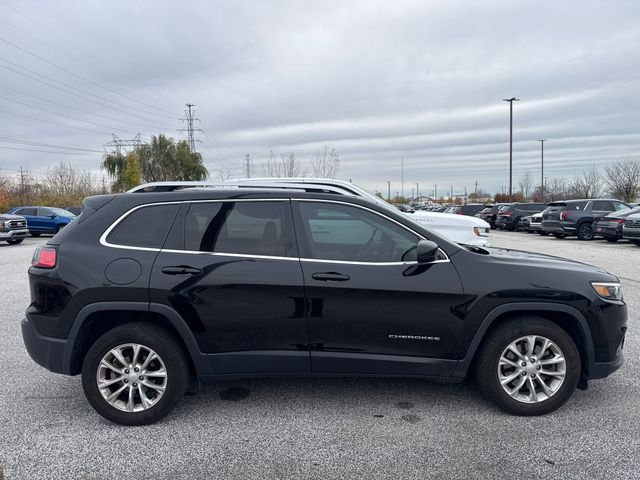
[{"left": 128, "top": 178, "right": 491, "bottom": 246}]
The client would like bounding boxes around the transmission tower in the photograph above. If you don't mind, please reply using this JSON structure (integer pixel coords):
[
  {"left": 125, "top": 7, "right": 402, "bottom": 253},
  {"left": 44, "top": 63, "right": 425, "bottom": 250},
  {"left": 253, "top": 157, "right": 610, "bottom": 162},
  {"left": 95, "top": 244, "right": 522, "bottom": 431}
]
[
  {"left": 178, "top": 103, "right": 203, "bottom": 152},
  {"left": 103, "top": 133, "right": 144, "bottom": 154}
]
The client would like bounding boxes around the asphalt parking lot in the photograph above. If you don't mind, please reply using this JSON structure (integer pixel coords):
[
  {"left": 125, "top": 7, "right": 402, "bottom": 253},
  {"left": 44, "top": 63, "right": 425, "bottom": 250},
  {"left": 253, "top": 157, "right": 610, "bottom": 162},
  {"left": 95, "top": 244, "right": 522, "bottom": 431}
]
[{"left": 0, "top": 232, "right": 638, "bottom": 479}]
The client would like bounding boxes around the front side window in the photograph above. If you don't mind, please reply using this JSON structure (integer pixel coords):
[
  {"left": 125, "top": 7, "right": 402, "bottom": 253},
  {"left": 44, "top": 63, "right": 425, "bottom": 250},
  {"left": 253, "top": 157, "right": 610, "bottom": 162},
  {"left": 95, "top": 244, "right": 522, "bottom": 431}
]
[
  {"left": 38, "top": 208, "right": 53, "bottom": 217},
  {"left": 298, "top": 202, "right": 419, "bottom": 263},
  {"left": 184, "top": 201, "right": 294, "bottom": 257},
  {"left": 17, "top": 208, "right": 37, "bottom": 216}
]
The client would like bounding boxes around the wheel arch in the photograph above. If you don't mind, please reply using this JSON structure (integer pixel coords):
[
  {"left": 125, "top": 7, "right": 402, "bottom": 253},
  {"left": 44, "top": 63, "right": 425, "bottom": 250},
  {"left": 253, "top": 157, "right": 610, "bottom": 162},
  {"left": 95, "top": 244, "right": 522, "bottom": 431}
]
[
  {"left": 453, "top": 302, "right": 594, "bottom": 382},
  {"left": 64, "top": 302, "right": 207, "bottom": 375}
]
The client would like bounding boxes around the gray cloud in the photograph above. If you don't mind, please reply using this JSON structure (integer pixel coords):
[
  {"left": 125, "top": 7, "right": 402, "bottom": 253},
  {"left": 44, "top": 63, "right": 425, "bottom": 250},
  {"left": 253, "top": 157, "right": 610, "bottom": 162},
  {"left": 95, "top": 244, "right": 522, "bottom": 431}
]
[{"left": 1, "top": 0, "right": 639, "bottom": 196}]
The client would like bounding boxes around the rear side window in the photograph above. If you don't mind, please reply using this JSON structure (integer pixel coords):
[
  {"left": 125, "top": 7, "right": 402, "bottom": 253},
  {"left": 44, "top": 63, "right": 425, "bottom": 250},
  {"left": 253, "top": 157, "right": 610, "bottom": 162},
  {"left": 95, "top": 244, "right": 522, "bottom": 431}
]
[
  {"left": 106, "top": 204, "right": 180, "bottom": 249},
  {"left": 184, "top": 201, "right": 295, "bottom": 257},
  {"left": 592, "top": 200, "right": 613, "bottom": 211},
  {"left": 16, "top": 208, "right": 37, "bottom": 216}
]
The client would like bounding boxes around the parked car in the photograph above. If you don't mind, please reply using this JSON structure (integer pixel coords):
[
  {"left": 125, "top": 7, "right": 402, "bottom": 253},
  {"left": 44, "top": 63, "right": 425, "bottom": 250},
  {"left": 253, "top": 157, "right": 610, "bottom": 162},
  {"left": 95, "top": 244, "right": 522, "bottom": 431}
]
[
  {"left": 63, "top": 206, "right": 83, "bottom": 216},
  {"left": 594, "top": 206, "right": 640, "bottom": 242},
  {"left": 496, "top": 203, "right": 546, "bottom": 231},
  {"left": 447, "top": 204, "right": 486, "bottom": 217},
  {"left": 23, "top": 187, "right": 627, "bottom": 425},
  {"left": 130, "top": 179, "right": 491, "bottom": 246},
  {"left": 0, "top": 213, "right": 29, "bottom": 244},
  {"left": 7, "top": 206, "right": 76, "bottom": 236},
  {"left": 476, "top": 204, "right": 510, "bottom": 229},
  {"left": 527, "top": 212, "right": 547, "bottom": 235},
  {"left": 395, "top": 204, "right": 415, "bottom": 213},
  {"left": 517, "top": 216, "right": 532, "bottom": 232},
  {"left": 541, "top": 199, "right": 630, "bottom": 240},
  {"left": 622, "top": 212, "right": 640, "bottom": 246}
]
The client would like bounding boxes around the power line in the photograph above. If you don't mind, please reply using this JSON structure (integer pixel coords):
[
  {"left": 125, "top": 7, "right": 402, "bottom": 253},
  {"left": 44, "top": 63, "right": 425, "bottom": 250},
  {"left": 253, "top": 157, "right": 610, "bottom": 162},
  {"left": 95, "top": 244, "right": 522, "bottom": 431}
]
[
  {"left": 0, "top": 59, "right": 177, "bottom": 129},
  {"left": 0, "top": 94, "right": 142, "bottom": 136},
  {"left": 0, "top": 137, "right": 104, "bottom": 153},
  {"left": 0, "top": 83, "right": 176, "bottom": 132},
  {"left": 0, "top": 106, "right": 113, "bottom": 136},
  {"left": 0, "top": 145, "right": 94, "bottom": 155},
  {"left": 0, "top": 0, "right": 180, "bottom": 115},
  {"left": 0, "top": 35, "right": 179, "bottom": 119}
]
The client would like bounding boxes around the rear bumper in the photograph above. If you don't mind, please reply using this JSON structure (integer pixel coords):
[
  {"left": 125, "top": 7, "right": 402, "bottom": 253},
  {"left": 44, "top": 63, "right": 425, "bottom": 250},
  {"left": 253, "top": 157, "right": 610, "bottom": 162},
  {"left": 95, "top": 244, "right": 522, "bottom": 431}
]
[
  {"left": 21, "top": 316, "right": 71, "bottom": 374},
  {"left": 0, "top": 228, "right": 29, "bottom": 239},
  {"left": 541, "top": 221, "right": 575, "bottom": 234}
]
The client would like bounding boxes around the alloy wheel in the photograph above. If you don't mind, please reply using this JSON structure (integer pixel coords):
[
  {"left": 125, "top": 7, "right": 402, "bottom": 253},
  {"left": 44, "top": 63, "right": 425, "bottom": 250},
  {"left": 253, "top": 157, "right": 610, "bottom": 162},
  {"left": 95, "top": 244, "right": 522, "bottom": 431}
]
[{"left": 497, "top": 335, "right": 566, "bottom": 404}]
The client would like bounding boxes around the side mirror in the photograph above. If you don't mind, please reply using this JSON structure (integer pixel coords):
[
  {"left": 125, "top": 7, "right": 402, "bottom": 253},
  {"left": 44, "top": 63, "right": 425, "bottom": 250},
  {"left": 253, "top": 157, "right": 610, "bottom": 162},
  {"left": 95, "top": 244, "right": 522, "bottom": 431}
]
[
  {"left": 416, "top": 239, "right": 440, "bottom": 263},
  {"left": 48, "top": 215, "right": 56, "bottom": 219}
]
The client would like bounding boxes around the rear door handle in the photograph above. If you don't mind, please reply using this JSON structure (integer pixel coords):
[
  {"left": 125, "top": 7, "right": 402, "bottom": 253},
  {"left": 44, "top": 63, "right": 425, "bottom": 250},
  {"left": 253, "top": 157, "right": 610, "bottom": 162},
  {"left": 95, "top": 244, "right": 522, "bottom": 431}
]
[
  {"left": 161, "top": 266, "right": 203, "bottom": 276},
  {"left": 311, "top": 272, "right": 350, "bottom": 282}
]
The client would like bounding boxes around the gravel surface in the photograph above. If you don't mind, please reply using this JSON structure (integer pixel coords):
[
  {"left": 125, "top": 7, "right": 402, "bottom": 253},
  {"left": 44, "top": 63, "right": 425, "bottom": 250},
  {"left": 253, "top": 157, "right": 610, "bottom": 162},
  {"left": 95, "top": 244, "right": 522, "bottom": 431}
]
[{"left": 0, "top": 232, "right": 638, "bottom": 479}]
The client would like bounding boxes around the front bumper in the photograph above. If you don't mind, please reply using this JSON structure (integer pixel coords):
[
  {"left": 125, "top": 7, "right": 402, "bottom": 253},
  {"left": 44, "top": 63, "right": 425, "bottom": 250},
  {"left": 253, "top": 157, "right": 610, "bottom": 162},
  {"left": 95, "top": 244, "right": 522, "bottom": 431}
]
[
  {"left": 0, "top": 228, "right": 29, "bottom": 239},
  {"left": 529, "top": 223, "right": 542, "bottom": 231},
  {"left": 623, "top": 228, "right": 640, "bottom": 239},
  {"left": 21, "top": 316, "right": 71, "bottom": 374}
]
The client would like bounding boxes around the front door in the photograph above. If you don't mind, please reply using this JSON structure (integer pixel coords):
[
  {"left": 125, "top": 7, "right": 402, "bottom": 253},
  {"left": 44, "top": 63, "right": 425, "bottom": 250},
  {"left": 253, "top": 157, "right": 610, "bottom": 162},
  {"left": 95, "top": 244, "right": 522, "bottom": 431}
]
[
  {"left": 150, "top": 199, "right": 310, "bottom": 374},
  {"left": 293, "top": 200, "right": 465, "bottom": 377}
]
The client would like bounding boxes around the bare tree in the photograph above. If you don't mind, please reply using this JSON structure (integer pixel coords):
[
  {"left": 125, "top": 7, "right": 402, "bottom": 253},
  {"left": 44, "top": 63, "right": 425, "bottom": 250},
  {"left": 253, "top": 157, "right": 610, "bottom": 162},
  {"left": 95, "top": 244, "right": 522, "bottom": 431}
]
[
  {"left": 546, "top": 177, "right": 568, "bottom": 201},
  {"left": 568, "top": 167, "right": 602, "bottom": 199},
  {"left": 311, "top": 146, "right": 340, "bottom": 178},
  {"left": 215, "top": 169, "right": 233, "bottom": 181},
  {"left": 605, "top": 157, "right": 640, "bottom": 203},
  {"left": 262, "top": 151, "right": 306, "bottom": 177},
  {"left": 518, "top": 172, "right": 533, "bottom": 200},
  {"left": 43, "top": 161, "right": 95, "bottom": 199}
]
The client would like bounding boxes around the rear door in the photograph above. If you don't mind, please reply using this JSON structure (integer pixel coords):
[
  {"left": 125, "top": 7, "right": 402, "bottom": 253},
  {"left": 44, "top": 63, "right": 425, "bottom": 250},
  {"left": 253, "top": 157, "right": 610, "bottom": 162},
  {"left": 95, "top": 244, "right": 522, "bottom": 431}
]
[
  {"left": 15, "top": 207, "right": 38, "bottom": 231},
  {"left": 150, "top": 199, "right": 310, "bottom": 375},
  {"left": 36, "top": 208, "right": 56, "bottom": 232},
  {"left": 293, "top": 200, "right": 464, "bottom": 377}
]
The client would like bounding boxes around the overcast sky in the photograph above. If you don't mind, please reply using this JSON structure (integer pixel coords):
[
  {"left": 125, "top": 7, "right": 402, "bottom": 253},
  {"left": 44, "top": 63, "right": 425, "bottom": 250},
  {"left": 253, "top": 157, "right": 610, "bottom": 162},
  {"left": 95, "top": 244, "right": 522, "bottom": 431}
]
[{"left": 1, "top": 0, "right": 640, "bottom": 197}]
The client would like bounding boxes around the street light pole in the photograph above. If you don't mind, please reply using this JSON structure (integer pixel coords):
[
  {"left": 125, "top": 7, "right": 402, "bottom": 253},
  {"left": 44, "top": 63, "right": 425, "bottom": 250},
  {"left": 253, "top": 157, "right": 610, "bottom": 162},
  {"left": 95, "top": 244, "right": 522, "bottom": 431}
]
[
  {"left": 387, "top": 180, "right": 391, "bottom": 201},
  {"left": 415, "top": 182, "right": 419, "bottom": 201},
  {"left": 538, "top": 139, "right": 547, "bottom": 202},
  {"left": 503, "top": 97, "right": 520, "bottom": 202}
]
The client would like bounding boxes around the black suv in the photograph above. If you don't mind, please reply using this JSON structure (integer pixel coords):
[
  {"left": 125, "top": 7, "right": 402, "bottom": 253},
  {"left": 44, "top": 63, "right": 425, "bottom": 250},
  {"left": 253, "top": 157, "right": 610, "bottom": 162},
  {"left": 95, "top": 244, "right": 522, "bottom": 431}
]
[
  {"left": 22, "top": 189, "right": 627, "bottom": 425},
  {"left": 476, "top": 204, "right": 509, "bottom": 229},
  {"left": 542, "top": 199, "right": 630, "bottom": 240},
  {"left": 448, "top": 204, "right": 486, "bottom": 217},
  {"left": 495, "top": 203, "right": 546, "bottom": 231}
]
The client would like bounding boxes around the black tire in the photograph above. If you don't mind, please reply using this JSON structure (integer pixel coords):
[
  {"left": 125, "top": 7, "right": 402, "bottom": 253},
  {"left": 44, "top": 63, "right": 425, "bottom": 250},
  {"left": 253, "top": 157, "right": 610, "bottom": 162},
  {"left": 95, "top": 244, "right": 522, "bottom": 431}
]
[
  {"left": 475, "top": 317, "right": 580, "bottom": 416},
  {"left": 507, "top": 218, "right": 520, "bottom": 231},
  {"left": 604, "top": 236, "right": 619, "bottom": 243},
  {"left": 539, "top": 231, "right": 549, "bottom": 236},
  {"left": 82, "top": 322, "right": 190, "bottom": 426},
  {"left": 56, "top": 224, "right": 67, "bottom": 233},
  {"left": 577, "top": 222, "right": 594, "bottom": 241},
  {"left": 30, "top": 232, "right": 41, "bottom": 237},
  {"left": 6, "top": 238, "right": 24, "bottom": 244},
  {"left": 553, "top": 233, "right": 566, "bottom": 239},
  {"left": 632, "top": 240, "right": 640, "bottom": 246}
]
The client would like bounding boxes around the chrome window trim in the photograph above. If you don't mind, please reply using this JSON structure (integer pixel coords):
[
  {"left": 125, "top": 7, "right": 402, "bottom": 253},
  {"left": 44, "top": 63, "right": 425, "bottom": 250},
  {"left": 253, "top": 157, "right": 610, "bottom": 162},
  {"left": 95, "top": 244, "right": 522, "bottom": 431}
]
[{"left": 100, "top": 197, "right": 450, "bottom": 265}]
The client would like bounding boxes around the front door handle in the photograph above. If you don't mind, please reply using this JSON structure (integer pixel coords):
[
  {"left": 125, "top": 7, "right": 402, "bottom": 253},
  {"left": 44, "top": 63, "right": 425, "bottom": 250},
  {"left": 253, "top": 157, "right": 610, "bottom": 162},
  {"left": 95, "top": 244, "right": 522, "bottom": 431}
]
[
  {"left": 311, "top": 272, "right": 350, "bottom": 282},
  {"left": 161, "top": 266, "right": 203, "bottom": 276}
]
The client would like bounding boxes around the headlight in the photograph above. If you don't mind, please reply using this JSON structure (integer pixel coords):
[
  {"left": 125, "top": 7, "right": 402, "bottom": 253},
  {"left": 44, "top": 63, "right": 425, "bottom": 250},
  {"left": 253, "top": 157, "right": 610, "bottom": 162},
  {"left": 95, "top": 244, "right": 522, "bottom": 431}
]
[
  {"left": 473, "top": 226, "right": 490, "bottom": 237},
  {"left": 591, "top": 282, "right": 623, "bottom": 301}
]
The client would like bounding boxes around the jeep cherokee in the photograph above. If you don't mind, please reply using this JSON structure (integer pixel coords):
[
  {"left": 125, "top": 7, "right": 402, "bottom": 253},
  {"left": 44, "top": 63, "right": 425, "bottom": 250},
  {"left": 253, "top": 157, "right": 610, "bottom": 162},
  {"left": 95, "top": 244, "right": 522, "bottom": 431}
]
[{"left": 22, "top": 188, "right": 627, "bottom": 425}]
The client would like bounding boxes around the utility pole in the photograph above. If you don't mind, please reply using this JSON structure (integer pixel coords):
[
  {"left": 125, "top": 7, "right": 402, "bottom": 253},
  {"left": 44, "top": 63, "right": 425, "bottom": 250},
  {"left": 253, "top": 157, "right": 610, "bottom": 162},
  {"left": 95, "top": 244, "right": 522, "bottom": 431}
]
[
  {"left": 244, "top": 154, "right": 252, "bottom": 178},
  {"left": 415, "top": 182, "right": 419, "bottom": 201},
  {"left": 387, "top": 181, "right": 391, "bottom": 201},
  {"left": 401, "top": 156, "right": 404, "bottom": 200},
  {"left": 433, "top": 184, "right": 437, "bottom": 201},
  {"left": 178, "top": 103, "right": 203, "bottom": 152},
  {"left": 411, "top": 188, "right": 414, "bottom": 200},
  {"left": 474, "top": 180, "right": 478, "bottom": 197},
  {"left": 538, "top": 139, "right": 547, "bottom": 202},
  {"left": 502, "top": 97, "right": 519, "bottom": 202},
  {"left": 449, "top": 185, "right": 453, "bottom": 203},
  {"left": 103, "top": 133, "right": 144, "bottom": 155}
]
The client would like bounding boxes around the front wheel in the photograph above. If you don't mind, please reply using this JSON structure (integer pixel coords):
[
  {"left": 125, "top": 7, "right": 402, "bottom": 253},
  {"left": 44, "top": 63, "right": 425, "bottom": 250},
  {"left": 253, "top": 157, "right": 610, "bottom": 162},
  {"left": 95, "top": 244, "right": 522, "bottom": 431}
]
[
  {"left": 577, "top": 222, "right": 594, "bottom": 240},
  {"left": 475, "top": 318, "right": 580, "bottom": 416},
  {"left": 82, "top": 323, "right": 190, "bottom": 425}
]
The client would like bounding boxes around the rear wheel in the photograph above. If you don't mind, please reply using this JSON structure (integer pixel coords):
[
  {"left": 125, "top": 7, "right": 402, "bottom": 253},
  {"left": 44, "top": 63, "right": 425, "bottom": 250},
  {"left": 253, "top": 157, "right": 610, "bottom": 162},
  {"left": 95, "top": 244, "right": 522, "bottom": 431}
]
[
  {"left": 30, "top": 232, "right": 41, "bottom": 237},
  {"left": 475, "top": 318, "right": 580, "bottom": 415},
  {"left": 82, "top": 323, "right": 190, "bottom": 425},
  {"left": 577, "top": 222, "right": 594, "bottom": 240},
  {"left": 6, "top": 238, "right": 23, "bottom": 244},
  {"left": 539, "top": 231, "right": 549, "bottom": 236}
]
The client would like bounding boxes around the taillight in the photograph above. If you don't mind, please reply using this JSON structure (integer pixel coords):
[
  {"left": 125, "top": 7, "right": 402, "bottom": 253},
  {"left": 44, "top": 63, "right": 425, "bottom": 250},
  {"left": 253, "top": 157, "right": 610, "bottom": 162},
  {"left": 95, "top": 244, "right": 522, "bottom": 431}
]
[
  {"left": 610, "top": 218, "right": 625, "bottom": 224},
  {"left": 560, "top": 211, "right": 567, "bottom": 221},
  {"left": 32, "top": 246, "right": 57, "bottom": 268},
  {"left": 502, "top": 211, "right": 512, "bottom": 216}
]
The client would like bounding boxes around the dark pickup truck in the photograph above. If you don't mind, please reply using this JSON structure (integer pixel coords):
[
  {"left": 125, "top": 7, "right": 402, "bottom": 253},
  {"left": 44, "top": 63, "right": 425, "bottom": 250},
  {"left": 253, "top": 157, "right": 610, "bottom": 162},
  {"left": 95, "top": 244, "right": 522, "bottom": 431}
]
[
  {"left": 541, "top": 199, "right": 630, "bottom": 240},
  {"left": 0, "top": 213, "right": 29, "bottom": 244}
]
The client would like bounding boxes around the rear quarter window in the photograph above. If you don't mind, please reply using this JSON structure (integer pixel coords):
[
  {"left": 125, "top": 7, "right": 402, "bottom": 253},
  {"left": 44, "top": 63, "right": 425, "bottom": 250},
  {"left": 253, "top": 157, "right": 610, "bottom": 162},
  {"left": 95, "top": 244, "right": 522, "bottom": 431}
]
[{"left": 106, "top": 203, "right": 180, "bottom": 249}]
